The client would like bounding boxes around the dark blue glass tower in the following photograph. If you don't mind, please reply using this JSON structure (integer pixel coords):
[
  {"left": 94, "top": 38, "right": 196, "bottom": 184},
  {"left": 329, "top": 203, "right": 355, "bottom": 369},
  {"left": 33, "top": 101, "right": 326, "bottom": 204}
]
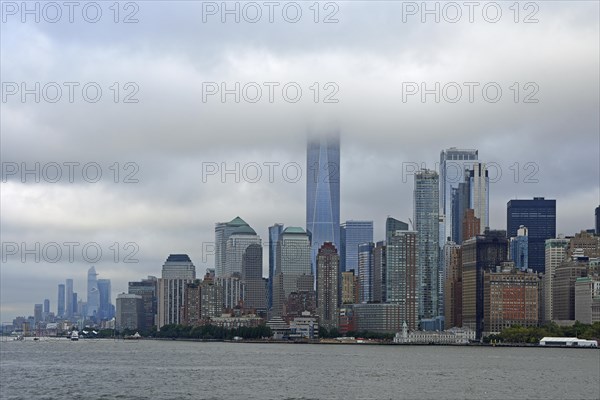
[
  {"left": 306, "top": 133, "right": 340, "bottom": 277},
  {"left": 506, "top": 197, "right": 556, "bottom": 273},
  {"left": 268, "top": 223, "right": 284, "bottom": 310}
]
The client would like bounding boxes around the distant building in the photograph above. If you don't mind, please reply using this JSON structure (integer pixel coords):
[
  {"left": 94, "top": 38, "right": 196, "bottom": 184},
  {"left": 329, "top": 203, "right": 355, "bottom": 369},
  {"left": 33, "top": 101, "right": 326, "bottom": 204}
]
[
  {"left": 316, "top": 242, "right": 340, "bottom": 330},
  {"left": 596, "top": 206, "right": 600, "bottom": 235},
  {"left": 116, "top": 293, "right": 143, "bottom": 331},
  {"left": 306, "top": 133, "right": 340, "bottom": 277},
  {"left": 57, "top": 284, "right": 65, "bottom": 317},
  {"left": 242, "top": 243, "right": 266, "bottom": 314},
  {"left": 340, "top": 221, "right": 373, "bottom": 273},
  {"left": 201, "top": 274, "right": 224, "bottom": 318},
  {"left": 341, "top": 270, "right": 359, "bottom": 304},
  {"left": 128, "top": 276, "right": 158, "bottom": 330},
  {"left": 43, "top": 299, "right": 50, "bottom": 319},
  {"left": 468, "top": 163, "right": 489, "bottom": 234},
  {"left": 567, "top": 231, "right": 600, "bottom": 258},
  {"left": 544, "top": 237, "right": 569, "bottom": 322},
  {"left": 216, "top": 273, "right": 245, "bottom": 311},
  {"left": 506, "top": 197, "right": 556, "bottom": 273},
  {"left": 353, "top": 303, "right": 402, "bottom": 333},
  {"left": 34, "top": 304, "right": 43, "bottom": 326},
  {"left": 182, "top": 280, "right": 202, "bottom": 326},
  {"left": 575, "top": 276, "right": 600, "bottom": 324},
  {"left": 483, "top": 263, "right": 540, "bottom": 336},
  {"left": 444, "top": 243, "right": 462, "bottom": 330},
  {"left": 87, "top": 266, "right": 100, "bottom": 320},
  {"left": 157, "top": 254, "right": 196, "bottom": 328},
  {"left": 215, "top": 216, "right": 255, "bottom": 277},
  {"left": 373, "top": 240, "right": 388, "bottom": 303},
  {"left": 273, "top": 227, "right": 313, "bottom": 317},
  {"left": 65, "top": 279, "right": 74, "bottom": 318},
  {"left": 553, "top": 250, "right": 591, "bottom": 322},
  {"left": 510, "top": 226, "right": 529, "bottom": 271},
  {"left": 289, "top": 311, "right": 319, "bottom": 340},
  {"left": 268, "top": 223, "right": 284, "bottom": 311},
  {"left": 462, "top": 209, "right": 480, "bottom": 243},
  {"left": 386, "top": 228, "right": 418, "bottom": 330},
  {"left": 97, "top": 279, "right": 114, "bottom": 320},
  {"left": 358, "top": 242, "right": 374, "bottom": 303},
  {"left": 462, "top": 229, "right": 508, "bottom": 339},
  {"left": 284, "top": 291, "right": 316, "bottom": 320},
  {"left": 414, "top": 169, "right": 440, "bottom": 320}
]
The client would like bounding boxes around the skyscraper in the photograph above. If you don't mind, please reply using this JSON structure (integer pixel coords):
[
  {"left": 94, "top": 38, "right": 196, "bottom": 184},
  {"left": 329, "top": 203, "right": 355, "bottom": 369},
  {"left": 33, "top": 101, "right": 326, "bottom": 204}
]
[
  {"left": 507, "top": 197, "right": 556, "bottom": 273},
  {"left": 469, "top": 163, "right": 489, "bottom": 234},
  {"left": 273, "top": 227, "right": 313, "bottom": 317},
  {"left": 129, "top": 276, "right": 158, "bottom": 330},
  {"left": 268, "top": 223, "right": 284, "bottom": 310},
  {"left": 215, "top": 216, "right": 253, "bottom": 277},
  {"left": 440, "top": 148, "right": 478, "bottom": 244},
  {"left": 316, "top": 242, "right": 340, "bottom": 329},
  {"left": 358, "top": 242, "right": 374, "bottom": 303},
  {"left": 462, "top": 230, "right": 508, "bottom": 339},
  {"left": 372, "top": 241, "right": 387, "bottom": 303},
  {"left": 97, "top": 279, "right": 114, "bottom": 320},
  {"left": 544, "top": 237, "right": 569, "bottom": 322},
  {"left": 86, "top": 266, "right": 100, "bottom": 320},
  {"left": 242, "top": 243, "right": 266, "bottom": 313},
  {"left": 157, "top": 254, "right": 196, "bottom": 328},
  {"left": 386, "top": 229, "right": 418, "bottom": 330},
  {"left": 65, "top": 279, "right": 73, "bottom": 318},
  {"left": 386, "top": 217, "right": 409, "bottom": 243},
  {"left": 57, "top": 284, "right": 65, "bottom": 317},
  {"left": 340, "top": 221, "right": 373, "bottom": 273},
  {"left": 43, "top": 299, "right": 50, "bottom": 319},
  {"left": 596, "top": 206, "right": 599, "bottom": 235},
  {"left": 34, "top": 304, "right": 43, "bottom": 326},
  {"left": 116, "top": 293, "right": 143, "bottom": 331},
  {"left": 225, "top": 222, "right": 261, "bottom": 277},
  {"left": 306, "top": 133, "right": 340, "bottom": 276},
  {"left": 414, "top": 169, "right": 440, "bottom": 320}
]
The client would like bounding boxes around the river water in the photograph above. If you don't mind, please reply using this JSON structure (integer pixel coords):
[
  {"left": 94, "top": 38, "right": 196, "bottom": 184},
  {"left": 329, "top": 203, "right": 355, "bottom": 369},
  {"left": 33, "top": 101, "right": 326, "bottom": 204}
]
[{"left": 1, "top": 340, "right": 598, "bottom": 399}]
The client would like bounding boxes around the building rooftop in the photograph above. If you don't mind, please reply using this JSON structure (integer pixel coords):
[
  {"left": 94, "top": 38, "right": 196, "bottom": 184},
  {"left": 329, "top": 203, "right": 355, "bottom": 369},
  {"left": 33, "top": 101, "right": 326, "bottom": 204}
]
[
  {"left": 283, "top": 227, "right": 306, "bottom": 235},
  {"left": 166, "top": 254, "right": 192, "bottom": 263}
]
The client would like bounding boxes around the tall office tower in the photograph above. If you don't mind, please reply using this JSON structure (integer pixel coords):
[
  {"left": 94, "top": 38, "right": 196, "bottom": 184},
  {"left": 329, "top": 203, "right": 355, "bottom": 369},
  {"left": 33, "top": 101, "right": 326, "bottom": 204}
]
[
  {"left": 510, "top": 226, "right": 529, "bottom": 271},
  {"left": 451, "top": 182, "right": 471, "bottom": 245},
  {"left": 462, "top": 230, "right": 508, "bottom": 339},
  {"left": 225, "top": 223, "right": 261, "bottom": 277},
  {"left": 340, "top": 221, "right": 373, "bottom": 273},
  {"left": 341, "top": 270, "right": 359, "bottom": 304},
  {"left": 273, "top": 227, "right": 313, "bottom": 317},
  {"left": 386, "top": 217, "right": 409, "bottom": 243},
  {"left": 544, "top": 237, "right": 569, "bottom": 322},
  {"left": 444, "top": 243, "right": 462, "bottom": 330},
  {"left": 358, "top": 242, "right": 374, "bottom": 303},
  {"left": 57, "top": 284, "right": 65, "bottom": 317},
  {"left": 201, "top": 275, "right": 224, "bottom": 318},
  {"left": 268, "top": 223, "right": 284, "bottom": 310},
  {"left": 386, "top": 229, "right": 418, "bottom": 330},
  {"left": 157, "top": 254, "right": 196, "bottom": 328},
  {"left": 596, "top": 206, "right": 600, "bottom": 235},
  {"left": 469, "top": 163, "right": 489, "bottom": 234},
  {"left": 43, "top": 299, "right": 50, "bottom": 320},
  {"left": 86, "top": 266, "right": 100, "bottom": 319},
  {"left": 97, "top": 279, "right": 113, "bottom": 320},
  {"left": 182, "top": 280, "right": 202, "bottom": 326},
  {"left": 34, "top": 304, "right": 43, "bottom": 326},
  {"left": 215, "top": 216, "right": 253, "bottom": 277},
  {"left": 65, "top": 279, "right": 74, "bottom": 317},
  {"left": 462, "top": 209, "right": 480, "bottom": 243},
  {"left": 553, "top": 250, "right": 590, "bottom": 321},
  {"left": 414, "top": 169, "right": 440, "bottom": 320},
  {"left": 129, "top": 276, "right": 158, "bottom": 330},
  {"left": 440, "top": 148, "right": 479, "bottom": 244},
  {"left": 116, "top": 293, "right": 143, "bottom": 331},
  {"left": 306, "top": 133, "right": 340, "bottom": 277},
  {"left": 316, "top": 243, "right": 340, "bottom": 329},
  {"left": 72, "top": 293, "right": 78, "bottom": 315},
  {"left": 372, "top": 241, "right": 387, "bottom": 303},
  {"left": 242, "top": 243, "right": 266, "bottom": 313},
  {"left": 507, "top": 197, "right": 556, "bottom": 273}
]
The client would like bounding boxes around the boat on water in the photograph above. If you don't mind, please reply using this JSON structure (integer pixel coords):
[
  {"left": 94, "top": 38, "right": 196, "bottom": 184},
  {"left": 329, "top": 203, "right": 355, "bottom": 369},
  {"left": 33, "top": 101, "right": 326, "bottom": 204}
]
[
  {"left": 70, "top": 331, "right": 79, "bottom": 341},
  {"left": 539, "top": 337, "right": 598, "bottom": 347}
]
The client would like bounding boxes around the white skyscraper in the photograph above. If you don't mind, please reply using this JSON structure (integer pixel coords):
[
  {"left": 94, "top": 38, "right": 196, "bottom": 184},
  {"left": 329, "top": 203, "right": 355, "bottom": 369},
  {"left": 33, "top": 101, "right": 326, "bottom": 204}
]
[
  {"left": 544, "top": 237, "right": 570, "bottom": 322},
  {"left": 87, "top": 266, "right": 100, "bottom": 319}
]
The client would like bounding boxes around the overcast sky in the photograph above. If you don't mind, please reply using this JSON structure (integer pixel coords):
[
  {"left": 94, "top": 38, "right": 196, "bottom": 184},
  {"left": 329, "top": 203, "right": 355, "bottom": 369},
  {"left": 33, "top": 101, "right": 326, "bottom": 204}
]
[{"left": 1, "top": 1, "right": 599, "bottom": 322}]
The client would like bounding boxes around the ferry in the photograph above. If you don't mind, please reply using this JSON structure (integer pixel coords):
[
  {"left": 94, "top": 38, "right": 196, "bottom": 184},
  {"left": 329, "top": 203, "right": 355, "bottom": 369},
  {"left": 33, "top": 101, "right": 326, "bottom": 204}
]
[
  {"left": 70, "top": 331, "right": 79, "bottom": 341},
  {"left": 539, "top": 337, "right": 598, "bottom": 347}
]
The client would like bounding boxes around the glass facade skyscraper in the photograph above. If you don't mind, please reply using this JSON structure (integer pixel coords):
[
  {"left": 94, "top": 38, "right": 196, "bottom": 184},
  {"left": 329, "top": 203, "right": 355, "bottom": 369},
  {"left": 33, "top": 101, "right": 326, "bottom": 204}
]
[
  {"left": 306, "top": 134, "right": 340, "bottom": 277},
  {"left": 340, "top": 220, "right": 373, "bottom": 273},
  {"left": 506, "top": 197, "right": 556, "bottom": 273},
  {"left": 414, "top": 169, "right": 440, "bottom": 321},
  {"left": 87, "top": 266, "right": 100, "bottom": 319},
  {"left": 57, "top": 283, "right": 65, "bottom": 317},
  {"left": 268, "top": 223, "right": 284, "bottom": 311}
]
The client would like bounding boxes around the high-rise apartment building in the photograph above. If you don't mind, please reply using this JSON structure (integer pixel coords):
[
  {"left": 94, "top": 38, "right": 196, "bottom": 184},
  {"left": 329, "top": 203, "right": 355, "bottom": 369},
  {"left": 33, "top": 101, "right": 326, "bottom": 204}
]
[
  {"left": 544, "top": 237, "right": 569, "bottom": 322},
  {"left": 57, "top": 283, "right": 65, "bottom": 317},
  {"left": 386, "top": 229, "right": 418, "bottom": 330},
  {"left": 358, "top": 242, "right": 374, "bottom": 303},
  {"left": 372, "top": 241, "right": 387, "bottom": 303},
  {"left": 306, "top": 134, "right": 340, "bottom": 276},
  {"left": 444, "top": 242, "right": 462, "bottom": 330},
  {"left": 507, "top": 197, "right": 556, "bottom": 273},
  {"left": 414, "top": 169, "right": 440, "bottom": 320},
  {"left": 317, "top": 243, "right": 340, "bottom": 329},
  {"left": 341, "top": 270, "right": 359, "bottom": 304}
]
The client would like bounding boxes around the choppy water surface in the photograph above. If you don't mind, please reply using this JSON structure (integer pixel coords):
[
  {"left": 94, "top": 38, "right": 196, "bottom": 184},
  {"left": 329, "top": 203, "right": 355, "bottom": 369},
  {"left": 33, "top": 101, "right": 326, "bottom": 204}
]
[{"left": 1, "top": 340, "right": 598, "bottom": 399}]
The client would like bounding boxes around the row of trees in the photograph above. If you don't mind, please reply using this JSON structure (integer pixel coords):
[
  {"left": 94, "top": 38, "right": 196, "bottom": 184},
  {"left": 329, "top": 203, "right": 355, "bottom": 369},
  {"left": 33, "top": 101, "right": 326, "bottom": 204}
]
[
  {"left": 154, "top": 324, "right": 272, "bottom": 340},
  {"left": 318, "top": 327, "right": 394, "bottom": 340},
  {"left": 484, "top": 321, "right": 600, "bottom": 344}
]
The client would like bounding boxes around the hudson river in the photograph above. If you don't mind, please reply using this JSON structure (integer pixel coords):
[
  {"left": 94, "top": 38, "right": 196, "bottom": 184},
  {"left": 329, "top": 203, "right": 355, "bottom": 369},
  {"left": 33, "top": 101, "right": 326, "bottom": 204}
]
[{"left": 1, "top": 340, "right": 598, "bottom": 399}]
